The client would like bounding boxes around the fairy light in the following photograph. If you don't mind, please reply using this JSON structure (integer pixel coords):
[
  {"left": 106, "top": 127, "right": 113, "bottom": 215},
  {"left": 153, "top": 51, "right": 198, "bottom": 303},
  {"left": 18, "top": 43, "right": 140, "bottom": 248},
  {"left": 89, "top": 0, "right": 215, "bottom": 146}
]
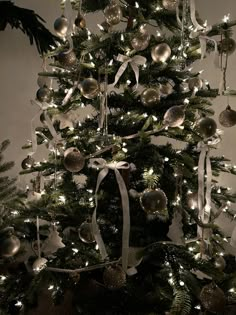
[
  {"left": 126, "top": 79, "right": 131, "bottom": 85},
  {"left": 223, "top": 14, "right": 230, "bottom": 23},
  {"left": 229, "top": 288, "right": 235, "bottom": 293},
  {"left": 184, "top": 98, "right": 190, "bottom": 104},
  {"left": 15, "top": 301, "right": 23, "bottom": 307},
  {"left": 135, "top": 2, "right": 139, "bottom": 8},
  {"left": 85, "top": 261, "right": 89, "bottom": 266},
  {"left": 217, "top": 188, "right": 221, "bottom": 193},
  {"left": 121, "top": 34, "right": 124, "bottom": 41},
  {"left": 155, "top": 5, "right": 161, "bottom": 11},
  {"left": 95, "top": 244, "right": 99, "bottom": 250},
  {"left": 73, "top": 135, "right": 79, "bottom": 140},
  {"left": 143, "top": 113, "right": 148, "bottom": 118},
  {"left": 48, "top": 285, "right": 54, "bottom": 290},
  {"left": 72, "top": 248, "right": 79, "bottom": 253},
  {"left": 97, "top": 24, "right": 104, "bottom": 31},
  {"left": 195, "top": 305, "right": 201, "bottom": 310},
  {"left": 152, "top": 115, "right": 158, "bottom": 121},
  {"left": 179, "top": 281, "right": 185, "bottom": 286},
  {"left": 164, "top": 157, "right": 169, "bottom": 162},
  {"left": 0, "top": 275, "right": 6, "bottom": 281}
]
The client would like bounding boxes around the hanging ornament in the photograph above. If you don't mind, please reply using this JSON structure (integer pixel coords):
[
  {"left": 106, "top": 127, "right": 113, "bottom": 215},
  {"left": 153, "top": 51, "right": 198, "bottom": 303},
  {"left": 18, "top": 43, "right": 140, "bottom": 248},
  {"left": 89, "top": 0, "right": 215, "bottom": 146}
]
[
  {"left": 54, "top": 15, "right": 69, "bottom": 37},
  {"left": 32, "top": 257, "right": 48, "bottom": 273},
  {"left": 198, "top": 117, "right": 217, "bottom": 138},
  {"left": 162, "top": 0, "right": 177, "bottom": 11},
  {"left": 188, "top": 77, "right": 203, "bottom": 91},
  {"left": 131, "top": 29, "right": 150, "bottom": 52},
  {"left": 218, "top": 38, "right": 236, "bottom": 55},
  {"left": 214, "top": 255, "right": 226, "bottom": 271},
  {"left": 151, "top": 43, "right": 171, "bottom": 63},
  {"left": 58, "top": 50, "right": 77, "bottom": 67},
  {"left": 21, "top": 155, "right": 35, "bottom": 170},
  {"left": 103, "top": 265, "right": 126, "bottom": 289},
  {"left": 219, "top": 105, "right": 236, "bottom": 127},
  {"left": 141, "top": 88, "right": 160, "bottom": 107},
  {"left": 186, "top": 191, "right": 198, "bottom": 209},
  {"left": 63, "top": 148, "right": 85, "bottom": 173},
  {"left": 167, "top": 209, "right": 184, "bottom": 245},
  {"left": 78, "top": 221, "right": 95, "bottom": 244},
  {"left": 160, "top": 82, "right": 174, "bottom": 96},
  {"left": 140, "top": 189, "right": 168, "bottom": 217},
  {"left": 41, "top": 226, "right": 65, "bottom": 256},
  {"left": 104, "top": 0, "right": 122, "bottom": 26},
  {"left": 200, "top": 282, "right": 226, "bottom": 313},
  {"left": 36, "top": 85, "right": 53, "bottom": 103},
  {"left": 37, "top": 75, "right": 51, "bottom": 88},
  {"left": 0, "top": 227, "right": 21, "bottom": 258},
  {"left": 74, "top": 14, "right": 86, "bottom": 29},
  {"left": 163, "top": 105, "right": 186, "bottom": 127},
  {"left": 80, "top": 78, "right": 100, "bottom": 99}
]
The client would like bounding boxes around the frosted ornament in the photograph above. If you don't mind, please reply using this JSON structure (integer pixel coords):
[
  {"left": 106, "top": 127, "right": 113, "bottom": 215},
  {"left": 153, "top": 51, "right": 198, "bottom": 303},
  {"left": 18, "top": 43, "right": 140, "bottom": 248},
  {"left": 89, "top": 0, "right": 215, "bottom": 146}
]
[
  {"left": 80, "top": 78, "right": 99, "bottom": 99},
  {"left": 141, "top": 88, "right": 160, "bottom": 107},
  {"left": 63, "top": 148, "right": 85, "bottom": 173},
  {"left": 163, "top": 105, "right": 185, "bottom": 127},
  {"left": 151, "top": 43, "right": 171, "bottom": 63},
  {"left": 78, "top": 221, "right": 95, "bottom": 244},
  {"left": 104, "top": 0, "right": 122, "bottom": 26},
  {"left": 41, "top": 226, "right": 65, "bottom": 256}
]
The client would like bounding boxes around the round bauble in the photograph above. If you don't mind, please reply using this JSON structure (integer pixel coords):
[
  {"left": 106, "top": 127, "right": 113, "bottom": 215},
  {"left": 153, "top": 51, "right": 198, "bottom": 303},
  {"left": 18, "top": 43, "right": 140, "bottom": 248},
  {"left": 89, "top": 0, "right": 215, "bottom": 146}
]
[
  {"left": 219, "top": 105, "right": 236, "bottom": 127},
  {"left": 0, "top": 227, "right": 20, "bottom": 258},
  {"left": 200, "top": 283, "right": 226, "bottom": 312},
  {"left": 104, "top": 0, "right": 122, "bottom": 26},
  {"left": 198, "top": 117, "right": 217, "bottom": 138},
  {"left": 151, "top": 43, "right": 171, "bottom": 63},
  {"left": 160, "top": 82, "right": 174, "bottom": 96},
  {"left": 131, "top": 31, "right": 150, "bottom": 51},
  {"left": 36, "top": 85, "right": 52, "bottom": 103},
  {"left": 214, "top": 255, "right": 226, "bottom": 271},
  {"left": 21, "top": 156, "right": 35, "bottom": 170},
  {"left": 80, "top": 78, "right": 99, "bottom": 99},
  {"left": 75, "top": 14, "right": 86, "bottom": 29},
  {"left": 103, "top": 265, "right": 126, "bottom": 289},
  {"left": 140, "top": 189, "right": 168, "bottom": 215},
  {"left": 162, "top": 0, "right": 177, "bottom": 11},
  {"left": 32, "top": 257, "right": 48, "bottom": 273},
  {"left": 141, "top": 88, "right": 160, "bottom": 107},
  {"left": 218, "top": 38, "right": 236, "bottom": 55},
  {"left": 58, "top": 50, "right": 77, "bottom": 67},
  {"left": 78, "top": 222, "right": 95, "bottom": 244},
  {"left": 188, "top": 77, "right": 203, "bottom": 91},
  {"left": 163, "top": 105, "right": 185, "bottom": 127},
  {"left": 186, "top": 192, "right": 198, "bottom": 209},
  {"left": 54, "top": 15, "right": 69, "bottom": 37},
  {"left": 63, "top": 149, "right": 85, "bottom": 173}
]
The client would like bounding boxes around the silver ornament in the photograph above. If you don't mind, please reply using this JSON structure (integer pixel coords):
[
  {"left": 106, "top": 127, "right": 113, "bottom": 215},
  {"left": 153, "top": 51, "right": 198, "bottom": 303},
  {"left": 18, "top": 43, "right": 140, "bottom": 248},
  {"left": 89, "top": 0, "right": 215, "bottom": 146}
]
[
  {"left": 104, "top": 1, "right": 122, "bottom": 26},
  {"left": 219, "top": 105, "right": 236, "bottom": 127},
  {"left": 160, "top": 82, "right": 174, "bottom": 96},
  {"left": 80, "top": 78, "right": 99, "bottom": 99},
  {"left": 36, "top": 85, "right": 52, "bottom": 103},
  {"left": 103, "top": 265, "right": 126, "bottom": 289},
  {"left": 75, "top": 14, "right": 86, "bottom": 29},
  {"left": 140, "top": 189, "right": 168, "bottom": 216},
  {"left": 58, "top": 50, "right": 77, "bottom": 67},
  {"left": 214, "top": 255, "right": 226, "bottom": 271},
  {"left": 162, "top": 0, "right": 177, "bottom": 11},
  {"left": 64, "top": 148, "right": 85, "bottom": 173},
  {"left": 131, "top": 31, "right": 150, "bottom": 51},
  {"left": 219, "top": 38, "right": 236, "bottom": 55},
  {"left": 54, "top": 15, "right": 69, "bottom": 37},
  {"left": 78, "top": 222, "right": 95, "bottom": 244},
  {"left": 198, "top": 117, "right": 217, "bottom": 138},
  {"left": 141, "top": 88, "right": 160, "bottom": 107},
  {"left": 21, "top": 156, "right": 35, "bottom": 170},
  {"left": 32, "top": 257, "right": 48, "bottom": 273},
  {"left": 37, "top": 76, "right": 51, "bottom": 88},
  {"left": 163, "top": 105, "right": 185, "bottom": 127},
  {"left": 188, "top": 77, "right": 203, "bottom": 91},
  {"left": 151, "top": 43, "right": 171, "bottom": 63},
  {"left": 0, "top": 227, "right": 21, "bottom": 258}
]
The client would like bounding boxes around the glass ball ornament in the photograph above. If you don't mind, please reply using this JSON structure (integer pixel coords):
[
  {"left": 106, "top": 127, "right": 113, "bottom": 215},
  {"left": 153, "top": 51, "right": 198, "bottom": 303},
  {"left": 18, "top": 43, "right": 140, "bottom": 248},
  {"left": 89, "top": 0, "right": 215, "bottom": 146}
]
[
  {"left": 75, "top": 14, "right": 86, "bottom": 29},
  {"left": 32, "top": 257, "right": 48, "bottom": 273},
  {"left": 219, "top": 105, "right": 236, "bottom": 127},
  {"left": 104, "top": 0, "right": 122, "bottom": 26},
  {"left": 163, "top": 105, "right": 185, "bottom": 127},
  {"left": 160, "top": 82, "right": 174, "bottom": 96},
  {"left": 131, "top": 31, "right": 150, "bottom": 51},
  {"left": 188, "top": 77, "right": 203, "bottom": 91},
  {"left": 141, "top": 88, "right": 160, "bottom": 107},
  {"left": 218, "top": 38, "right": 236, "bottom": 55},
  {"left": 151, "top": 43, "right": 171, "bottom": 63},
  {"left": 78, "top": 221, "right": 95, "bottom": 244},
  {"left": 80, "top": 78, "right": 99, "bottom": 99},
  {"left": 64, "top": 148, "right": 85, "bottom": 173},
  {"left": 21, "top": 156, "right": 35, "bottom": 170},
  {"left": 214, "top": 255, "right": 226, "bottom": 271},
  {"left": 198, "top": 117, "right": 217, "bottom": 138},
  {"left": 58, "top": 50, "right": 77, "bottom": 67},
  {"left": 36, "top": 85, "right": 52, "bottom": 103},
  {"left": 103, "top": 265, "right": 126, "bottom": 289},
  {"left": 0, "top": 227, "right": 21, "bottom": 258},
  {"left": 140, "top": 189, "right": 168, "bottom": 215},
  {"left": 162, "top": 0, "right": 177, "bottom": 11},
  {"left": 54, "top": 15, "right": 69, "bottom": 37},
  {"left": 200, "top": 282, "right": 226, "bottom": 313},
  {"left": 186, "top": 192, "right": 198, "bottom": 209}
]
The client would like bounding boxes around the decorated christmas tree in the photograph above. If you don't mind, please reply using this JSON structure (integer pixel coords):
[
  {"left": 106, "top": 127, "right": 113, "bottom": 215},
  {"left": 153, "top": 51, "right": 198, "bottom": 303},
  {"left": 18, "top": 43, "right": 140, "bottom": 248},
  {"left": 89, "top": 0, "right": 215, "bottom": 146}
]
[{"left": 2, "top": 0, "right": 236, "bottom": 314}]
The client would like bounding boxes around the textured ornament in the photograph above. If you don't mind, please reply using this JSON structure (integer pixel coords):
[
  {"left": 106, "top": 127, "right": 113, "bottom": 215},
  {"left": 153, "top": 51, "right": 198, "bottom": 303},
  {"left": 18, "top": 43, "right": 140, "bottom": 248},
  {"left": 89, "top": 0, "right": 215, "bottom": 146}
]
[
  {"left": 163, "top": 105, "right": 185, "bottom": 127},
  {"left": 186, "top": 192, "right": 198, "bottom": 209},
  {"left": 140, "top": 189, "right": 168, "bottom": 215},
  {"left": 214, "top": 255, "right": 226, "bottom": 271},
  {"left": 32, "top": 257, "right": 48, "bottom": 273},
  {"left": 80, "top": 78, "right": 99, "bottom": 99},
  {"left": 41, "top": 226, "right": 65, "bottom": 256},
  {"left": 0, "top": 227, "right": 21, "bottom": 258},
  {"left": 78, "top": 221, "right": 95, "bottom": 244},
  {"left": 188, "top": 77, "right": 203, "bottom": 91},
  {"left": 103, "top": 265, "right": 126, "bottom": 289},
  {"left": 200, "top": 283, "right": 226, "bottom": 312},
  {"left": 141, "top": 88, "right": 160, "bottom": 107},
  {"left": 219, "top": 38, "right": 236, "bottom": 55},
  {"left": 131, "top": 31, "right": 150, "bottom": 52},
  {"left": 54, "top": 15, "right": 69, "bottom": 37},
  {"left": 58, "top": 50, "right": 77, "bottom": 67},
  {"left": 160, "top": 82, "right": 174, "bottom": 96},
  {"left": 162, "top": 0, "right": 177, "bottom": 11},
  {"left": 151, "top": 43, "right": 171, "bottom": 63},
  {"left": 21, "top": 156, "right": 35, "bottom": 170},
  {"left": 63, "top": 148, "right": 85, "bottom": 173},
  {"left": 219, "top": 105, "right": 236, "bottom": 127},
  {"left": 75, "top": 14, "right": 86, "bottom": 29},
  {"left": 36, "top": 85, "right": 52, "bottom": 103},
  {"left": 104, "top": 0, "right": 122, "bottom": 26},
  {"left": 198, "top": 117, "right": 217, "bottom": 138}
]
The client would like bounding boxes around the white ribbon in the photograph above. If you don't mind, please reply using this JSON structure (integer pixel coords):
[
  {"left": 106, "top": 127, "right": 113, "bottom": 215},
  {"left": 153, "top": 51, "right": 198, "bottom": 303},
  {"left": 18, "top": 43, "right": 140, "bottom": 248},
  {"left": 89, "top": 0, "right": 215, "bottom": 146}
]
[
  {"left": 109, "top": 54, "right": 147, "bottom": 90},
  {"left": 88, "top": 158, "right": 130, "bottom": 273}
]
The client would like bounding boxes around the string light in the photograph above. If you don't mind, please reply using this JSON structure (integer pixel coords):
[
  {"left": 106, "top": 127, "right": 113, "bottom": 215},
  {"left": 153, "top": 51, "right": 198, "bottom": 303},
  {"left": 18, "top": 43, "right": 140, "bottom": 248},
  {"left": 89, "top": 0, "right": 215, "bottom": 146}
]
[
  {"left": 223, "top": 14, "right": 230, "bottom": 23},
  {"left": 48, "top": 285, "right": 54, "bottom": 290}
]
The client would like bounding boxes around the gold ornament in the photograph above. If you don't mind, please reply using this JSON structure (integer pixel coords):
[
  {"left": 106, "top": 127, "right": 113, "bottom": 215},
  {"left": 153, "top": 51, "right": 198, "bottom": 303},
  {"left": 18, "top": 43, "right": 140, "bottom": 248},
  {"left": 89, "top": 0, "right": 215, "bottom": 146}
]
[
  {"left": 32, "top": 257, "right": 48, "bottom": 273},
  {"left": 0, "top": 227, "right": 21, "bottom": 258},
  {"left": 151, "top": 43, "right": 171, "bottom": 63},
  {"left": 63, "top": 148, "right": 85, "bottom": 173},
  {"left": 140, "top": 189, "right": 168, "bottom": 216},
  {"left": 219, "top": 105, "right": 236, "bottom": 127},
  {"left": 163, "top": 105, "right": 185, "bottom": 127},
  {"left": 131, "top": 30, "right": 150, "bottom": 52},
  {"left": 198, "top": 117, "right": 217, "bottom": 138},
  {"left": 58, "top": 50, "right": 77, "bottom": 67},
  {"left": 36, "top": 85, "right": 53, "bottom": 103},
  {"left": 104, "top": 0, "right": 122, "bottom": 26},
  {"left": 103, "top": 265, "right": 126, "bottom": 289},
  {"left": 219, "top": 38, "right": 236, "bottom": 55},
  {"left": 78, "top": 222, "right": 95, "bottom": 244},
  {"left": 188, "top": 77, "right": 203, "bottom": 91},
  {"left": 214, "top": 255, "right": 226, "bottom": 271},
  {"left": 162, "top": 0, "right": 177, "bottom": 11},
  {"left": 75, "top": 14, "right": 86, "bottom": 29},
  {"left": 80, "top": 78, "right": 99, "bottom": 99},
  {"left": 186, "top": 192, "right": 198, "bottom": 209},
  {"left": 200, "top": 282, "right": 226, "bottom": 313},
  {"left": 21, "top": 155, "right": 35, "bottom": 170},
  {"left": 54, "top": 15, "right": 69, "bottom": 37},
  {"left": 141, "top": 88, "right": 160, "bottom": 107}
]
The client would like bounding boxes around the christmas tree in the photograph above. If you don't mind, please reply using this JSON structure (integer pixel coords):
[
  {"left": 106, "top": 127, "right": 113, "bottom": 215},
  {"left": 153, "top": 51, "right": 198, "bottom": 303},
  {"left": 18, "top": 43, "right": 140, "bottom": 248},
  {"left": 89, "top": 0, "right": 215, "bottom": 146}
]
[{"left": 2, "top": 0, "right": 236, "bottom": 314}]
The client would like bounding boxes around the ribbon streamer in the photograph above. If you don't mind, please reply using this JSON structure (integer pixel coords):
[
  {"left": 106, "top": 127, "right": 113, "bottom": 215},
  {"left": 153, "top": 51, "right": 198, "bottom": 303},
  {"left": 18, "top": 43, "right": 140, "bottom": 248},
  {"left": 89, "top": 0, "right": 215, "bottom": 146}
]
[
  {"left": 88, "top": 158, "right": 130, "bottom": 272},
  {"left": 109, "top": 54, "right": 146, "bottom": 90}
]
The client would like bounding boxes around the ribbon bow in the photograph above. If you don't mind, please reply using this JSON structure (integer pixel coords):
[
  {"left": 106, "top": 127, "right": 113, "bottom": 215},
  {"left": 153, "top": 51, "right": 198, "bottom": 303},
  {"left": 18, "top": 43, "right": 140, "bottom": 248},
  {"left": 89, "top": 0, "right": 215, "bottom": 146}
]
[
  {"left": 109, "top": 54, "right": 147, "bottom": 90},
  {"left": 88, "top": 158, "right": 130, "bottom": 273}
]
